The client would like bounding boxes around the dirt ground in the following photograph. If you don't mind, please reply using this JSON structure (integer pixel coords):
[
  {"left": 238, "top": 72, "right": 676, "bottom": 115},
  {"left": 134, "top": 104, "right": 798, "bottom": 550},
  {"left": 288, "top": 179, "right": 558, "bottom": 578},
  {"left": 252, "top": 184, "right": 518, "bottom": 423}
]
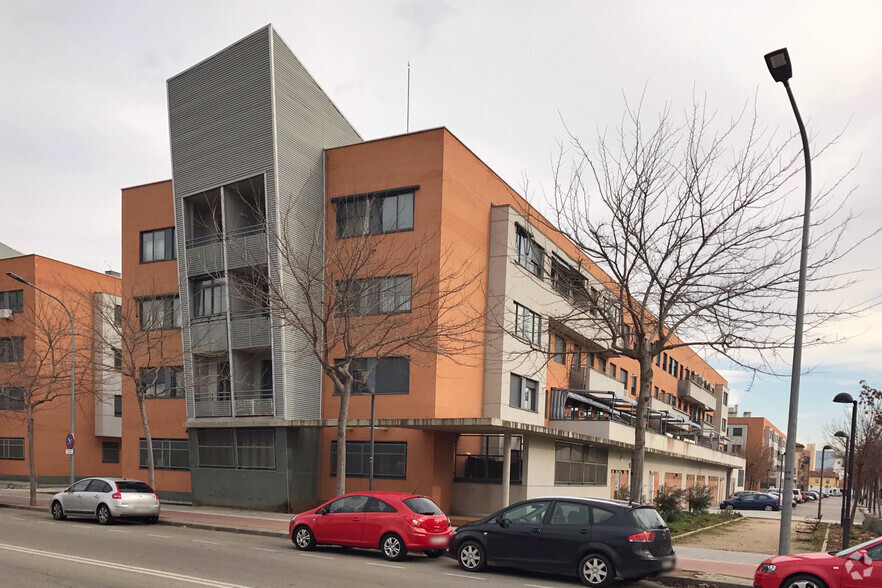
[{"left": 674, "top": 517, "right": 818, "bottom": 555}]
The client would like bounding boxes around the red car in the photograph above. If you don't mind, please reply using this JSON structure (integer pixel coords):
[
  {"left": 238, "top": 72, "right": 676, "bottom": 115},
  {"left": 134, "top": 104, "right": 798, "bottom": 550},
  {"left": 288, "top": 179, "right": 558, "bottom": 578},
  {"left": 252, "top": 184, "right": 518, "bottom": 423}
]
[
  {"left": 289, "top": 491, "right": 453, "bottom": 561},
  {"left": 754, "top": 536, "right": 882, "bottom": 588}
]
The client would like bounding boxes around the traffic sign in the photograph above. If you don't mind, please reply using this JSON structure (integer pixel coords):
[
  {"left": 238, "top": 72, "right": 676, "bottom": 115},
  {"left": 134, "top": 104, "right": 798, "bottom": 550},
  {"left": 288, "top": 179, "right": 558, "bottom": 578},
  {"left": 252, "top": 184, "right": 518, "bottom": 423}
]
[
  {"left": 65, "top": 433, "right": 75, "bottom": 449},
  {"left": 65, "top": 449, "right": 73, "bottom": 455}
]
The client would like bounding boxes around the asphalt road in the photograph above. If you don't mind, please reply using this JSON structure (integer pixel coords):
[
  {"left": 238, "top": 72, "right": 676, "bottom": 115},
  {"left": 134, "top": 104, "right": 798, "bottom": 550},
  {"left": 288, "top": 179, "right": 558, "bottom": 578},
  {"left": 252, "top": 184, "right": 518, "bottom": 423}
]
[
  {"left": 723, "top": 495, "right": 863, "bottom": 523},
  {"left": 0, "top": 509, "right": 663, "bottom": 588}
]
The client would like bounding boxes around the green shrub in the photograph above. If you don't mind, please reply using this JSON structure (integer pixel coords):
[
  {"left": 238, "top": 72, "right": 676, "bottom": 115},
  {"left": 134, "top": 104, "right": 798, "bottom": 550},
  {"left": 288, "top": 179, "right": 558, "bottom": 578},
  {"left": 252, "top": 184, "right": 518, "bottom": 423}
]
[
  {"left": 614, "top": 486, "right": 630, "bottom": 501},
  {"left": 654, "top": 485, "right": 685, "bottom": 522},
  {"left": 864, "top": 515, "right": 882, "bottom": 536},
  {"left": 686, "top": 484, "right": 714, "bottom": 514}
]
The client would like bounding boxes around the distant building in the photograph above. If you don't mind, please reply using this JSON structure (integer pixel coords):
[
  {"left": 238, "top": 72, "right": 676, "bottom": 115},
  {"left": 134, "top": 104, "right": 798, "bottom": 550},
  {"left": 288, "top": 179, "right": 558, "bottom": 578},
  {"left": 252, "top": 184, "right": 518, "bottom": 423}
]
[{"left": 726, "top": 407, "right": 787, "bottom": 490}]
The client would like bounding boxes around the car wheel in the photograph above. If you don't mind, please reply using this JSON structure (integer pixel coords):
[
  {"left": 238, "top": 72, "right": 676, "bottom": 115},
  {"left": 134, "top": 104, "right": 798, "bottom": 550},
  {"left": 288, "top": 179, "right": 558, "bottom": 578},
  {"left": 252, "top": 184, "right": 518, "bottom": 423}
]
[
  {"left": 764, "top": 505, "right": 774, "bottom": 511},
  {"left": 380, "top": 533, "right": 407, "bottom": 561},
  {"left": 457, "top": 540, "right": 486, "bottom": 572},
  {"left": 781, "top": 573, "right": 828, "bottom": 588},
  {"left": 725, "top": 504, "right": 734, "bottom": 511},
  {"left": 424, "top": 549, "right": 445, "bottom": 558},
  {"left": 579, "top": 553, "right": 615, "bottom": 588},
  {"left": 51, "top": 501, "right": 66, "bottom": 521},
  {"left": 292, "top": 526, "right": 316, "bottom": 551},
  {"left": 96, "top": 504, "right": 113, "bottom": 525}
]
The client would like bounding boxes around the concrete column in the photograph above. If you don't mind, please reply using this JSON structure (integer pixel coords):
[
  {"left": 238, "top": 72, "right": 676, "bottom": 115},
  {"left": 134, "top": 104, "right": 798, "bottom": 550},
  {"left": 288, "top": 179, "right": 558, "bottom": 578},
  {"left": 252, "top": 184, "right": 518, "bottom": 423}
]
[{"left": 502, "top": 433, "right": 512, "bottom": 507}]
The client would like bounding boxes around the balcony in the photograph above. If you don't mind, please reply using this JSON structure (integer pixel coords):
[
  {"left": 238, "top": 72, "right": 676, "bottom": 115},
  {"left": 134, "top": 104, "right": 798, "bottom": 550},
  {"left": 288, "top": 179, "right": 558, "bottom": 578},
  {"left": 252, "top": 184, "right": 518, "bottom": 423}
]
[
  {"left": 186, "top": 235, "right": 225, "bottom": 276},
  {"left": 229, "top": 310, "right": 270, "bottom": 349},
  {"left": 586, "top": 368, "right": 626, "bottom": 394},
  {"left": 678, "top": 377, "right": 716, "bottom": 410},
  {"left": 226, "top": 225, "right": 267, "bottom": 270},
  {"left": 190, "top": 315, "right": 229, "bottom": 353},
  {"left": 194, "top": 391, "right": 232, "bottom": 418},
  {"left": 233, "top": 389, "right": 274, "bottom": 417}
]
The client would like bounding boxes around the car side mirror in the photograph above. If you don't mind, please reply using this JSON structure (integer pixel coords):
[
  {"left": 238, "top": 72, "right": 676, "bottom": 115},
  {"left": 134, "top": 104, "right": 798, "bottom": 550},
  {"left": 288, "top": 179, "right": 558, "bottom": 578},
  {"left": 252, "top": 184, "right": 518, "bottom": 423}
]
[
  {"left": 321, "top": 507, "right": 330, "bottom": 515},
  {"left": 498, "top": 517, "right": 510, "bottom": 529}
]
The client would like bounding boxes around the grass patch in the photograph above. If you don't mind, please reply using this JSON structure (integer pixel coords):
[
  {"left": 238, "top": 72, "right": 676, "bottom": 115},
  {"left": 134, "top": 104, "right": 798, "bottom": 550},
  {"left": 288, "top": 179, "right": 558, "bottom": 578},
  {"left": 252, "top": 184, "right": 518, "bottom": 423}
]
[{"left": 668, "top": 511, "right": 742, "bottom": 536}]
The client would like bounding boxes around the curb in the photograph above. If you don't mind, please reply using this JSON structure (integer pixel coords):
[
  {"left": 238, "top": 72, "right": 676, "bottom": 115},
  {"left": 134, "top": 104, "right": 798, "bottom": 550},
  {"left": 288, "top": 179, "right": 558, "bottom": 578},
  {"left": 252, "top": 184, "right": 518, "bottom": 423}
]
[
  {"left": 672, "top": 516, "right": 743, "bottom": 540},
  {"left": 0, "top": 503, "right": 44, "bottom": 513},
  {"left": 655, "top": 574, "right": 752, "bottom": 588}
]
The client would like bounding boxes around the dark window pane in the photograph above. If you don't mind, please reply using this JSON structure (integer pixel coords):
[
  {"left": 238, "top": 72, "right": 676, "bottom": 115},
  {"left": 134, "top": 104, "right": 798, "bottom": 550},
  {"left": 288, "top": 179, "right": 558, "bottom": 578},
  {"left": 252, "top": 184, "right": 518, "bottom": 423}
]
[
  {"left": 117, "top": 481, "right": 154, "bottom": 493},
  {"left": 102, "top": 441, "right": 120, "bottom": 463},
  {"left": 402, "top": 497, "right": 442, "bottom": 515}
]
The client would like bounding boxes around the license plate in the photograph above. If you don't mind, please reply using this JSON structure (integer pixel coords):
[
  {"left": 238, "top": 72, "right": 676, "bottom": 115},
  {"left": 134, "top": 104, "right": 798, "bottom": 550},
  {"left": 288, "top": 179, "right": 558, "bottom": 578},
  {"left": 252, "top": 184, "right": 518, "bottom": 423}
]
[{"left": 430, "top": 536, "right": 447, "bottom": 545}]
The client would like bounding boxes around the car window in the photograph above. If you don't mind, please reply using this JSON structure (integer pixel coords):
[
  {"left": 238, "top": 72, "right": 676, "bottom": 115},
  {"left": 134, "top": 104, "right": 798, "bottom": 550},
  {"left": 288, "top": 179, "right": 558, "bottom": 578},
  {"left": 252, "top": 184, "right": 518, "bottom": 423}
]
[
  {"left": 86, "top": 480, "right": 111, "bottom": 493},
  {"left": 116, "top": 481, "right": 153, "bottom": 493},
  {"left": 327, "top": 495, "right": 369, "bottom": 514},
  {"left": 591, "top": 507, "right": 615, "bottom": 525},
  {"left": 402, "top": 497, "right": 443, "bottom": 515},
  {"left": 549, "top": 502, "right": 590, "bottom": 526},
  {"left": 630, "top": 507, "right": 666, "bottom": 529},
  {"left": 365, "top": 497, "right": 397, "bottom": 513},
  {"left": 866, "top": 542, "right": 882, "bottom": 561},
  {"left": 742, "top": 494, "right": 755, "bottom": 501},
  {"left": 70, "top": 479, "right": 91, "bottom": 493},
  {"left": 501, "top": 501, "right": 551, "bottom": 525}
]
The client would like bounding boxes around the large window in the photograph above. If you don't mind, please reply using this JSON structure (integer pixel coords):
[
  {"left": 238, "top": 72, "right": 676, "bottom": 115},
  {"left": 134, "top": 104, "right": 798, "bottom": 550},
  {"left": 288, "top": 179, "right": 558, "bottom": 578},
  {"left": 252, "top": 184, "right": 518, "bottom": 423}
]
[
  {"left": 0, "top": 387, "right": 24, "bottom": 411},
  {"left": 0, "top": 337, "right": 23, "bottom": 362},
  {"left": 139, "top": 296, "right": 181, "bottom": 330},
  {"left": 0, "top": 290, "right": 23, "bottom": 314},
  {"left": 335, "top": 357, "right": 410, "bottom": 395},
  {"left": 192, "top": 278, "right": 226, "bottom": 318},
  {"left": 330, "top": 441, "right": 407, "bottom": 479},
  {"left": 141, "top": 227, "right": 176, "bottom": 263},
  {"left": 514, "top": 302, "right": 541, "bottom": 345},
  {"left": 515, "top": 226, "right": 544, "bottom": 277},
  {"left": 554, "top": 441, "right": 608, "bottom": 486},
  {"left": 553, "top": 335, "right": 566, "bottom": 364},
  {"left": 335, "top": 189, "right": 415, "bottom": 238},
  {"left": 0, "top": 437, "right": 24, "bottom": 460},
  {"left": 102, "top": 441, "right": 120, "bottom": 463},
  {"left": 140, "top": 366, "right": 184, "bottom": 398},
  {"left": 113, "top": 395, "right": 122, "bottom": 417},
  {"left": 337, "top": 276, "right": 412, "bottom": 316},
  {"left": 510, "top": 374, "right": 538, "bottom": 412},
  {"left": 196, "top": 428, "right": 275, "bottom": 470},
  {"left": 139, "top": 438, "right": 190, "bottom": 470}
]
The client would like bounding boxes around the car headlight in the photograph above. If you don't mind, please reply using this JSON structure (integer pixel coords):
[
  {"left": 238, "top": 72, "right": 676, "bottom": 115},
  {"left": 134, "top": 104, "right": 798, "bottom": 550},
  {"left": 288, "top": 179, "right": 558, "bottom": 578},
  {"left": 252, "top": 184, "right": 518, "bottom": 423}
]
[{"left": 759, "top": 563, "right": 777, "bottom": 573}]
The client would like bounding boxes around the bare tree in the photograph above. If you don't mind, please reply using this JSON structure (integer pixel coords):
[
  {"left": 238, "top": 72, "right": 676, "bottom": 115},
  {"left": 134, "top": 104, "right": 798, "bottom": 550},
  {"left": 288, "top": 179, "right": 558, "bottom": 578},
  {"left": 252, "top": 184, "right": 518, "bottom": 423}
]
[
  {"left": 544, "top": 96, "right": 873, "bottom": 499},
  {"left": 741, "top": 442, "right": 774, "bottom": 491},
  {"left": 233, "top": 185, "right": 482, "bottom": 496},
  {"left": 0, "top": 296, "right": 83, "bottom": 505}
]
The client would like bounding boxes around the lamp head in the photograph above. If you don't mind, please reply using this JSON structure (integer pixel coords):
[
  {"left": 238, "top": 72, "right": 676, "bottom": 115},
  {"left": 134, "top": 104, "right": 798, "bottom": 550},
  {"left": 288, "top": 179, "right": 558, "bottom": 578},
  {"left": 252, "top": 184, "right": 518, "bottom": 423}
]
[
  {"left": 6, "top": 272, "right": 29, "bottom": 285},
  {"left": 833, "top": 392, "right": 855, "bottom": 404},
  {"left": 823, "top": 444, "right": 833, "bottom": 451},
  {"left": 834, "top": 431, "right": 848, "bottom": 440},
  {"left": 764, "top": 48, "right": 792, "bottom": 83}
]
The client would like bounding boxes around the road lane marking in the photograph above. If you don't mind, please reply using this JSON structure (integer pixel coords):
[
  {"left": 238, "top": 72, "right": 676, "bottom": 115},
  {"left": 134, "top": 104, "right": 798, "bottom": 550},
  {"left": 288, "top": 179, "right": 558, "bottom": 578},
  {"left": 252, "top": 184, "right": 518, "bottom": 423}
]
[
  {"left": 299, "top": 553, "right": 334, "bottom": 560},
  {"left": 148, "top": 534, "right": 171, "bottom": 539},
  {"left": 37, "top": 521, "right": 55, "bottom": 525},
  {"left": 248, "top": 547, "right": 277, "bottom": 552},
  {"left": 9, "top": 517, "right": 24, "bottom": 521},
  {"left": 192, "top": 539, "right": 218, "bottom": 544},
  {"left": 365, "top": 562, "right": 405, "bottom": 570},
  {"left": 109, "top": 529, "right": 131, "bottom": 534},
  {"left": 525, "top": 584, "right": 556, "bottom": 588},
  {"left": 0, "top": 543, "right": 251, "bottom": 588},
  {"left": 444, "top": 573, "right": 486, "bottom": 581}
]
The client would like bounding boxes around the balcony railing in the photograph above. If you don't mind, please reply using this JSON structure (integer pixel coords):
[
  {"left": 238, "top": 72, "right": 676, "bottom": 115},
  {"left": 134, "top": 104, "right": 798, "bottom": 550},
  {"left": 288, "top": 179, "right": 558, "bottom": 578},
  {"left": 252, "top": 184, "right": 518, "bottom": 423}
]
[
  {"left": 194, "top": 391, "right": 232, "bottom": 418},
  {"left": 229, "top": 310, "right": 270, "bottom": 349},
  {"left": 226, "top": 224, "right": 267, "bottom": 269},
  {"left": 233, "top": 388, "right": 274, "bottom": 417},
  {"left": 190, "top": 315, "right": 229, "bottom": 353},
  {"left": 186, "top": 235, "right": 225, "bottom": 276}
]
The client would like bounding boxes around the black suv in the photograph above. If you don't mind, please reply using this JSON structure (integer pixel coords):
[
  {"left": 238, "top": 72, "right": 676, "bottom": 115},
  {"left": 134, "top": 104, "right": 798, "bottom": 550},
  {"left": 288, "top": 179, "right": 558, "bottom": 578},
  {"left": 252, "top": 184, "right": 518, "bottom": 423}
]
[{"left": 449, "top": 497, "right": 674, "bottom": 587}]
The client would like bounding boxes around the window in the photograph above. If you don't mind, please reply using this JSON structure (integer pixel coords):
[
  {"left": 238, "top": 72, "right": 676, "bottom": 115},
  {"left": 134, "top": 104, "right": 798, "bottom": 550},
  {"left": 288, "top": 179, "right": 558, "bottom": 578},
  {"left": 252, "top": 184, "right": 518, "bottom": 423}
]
[
  {"left": 140, "top": 366, "right": 184, "bottom": 398},
  {"left": 653, "top": 386, "right": 659, "bottom": 399},
  {"left": 510, "top": 374, "right": 538, "bottom": 412},
  {"left": 102, "top": 441, "right": 120, "bottom": 463},
  {"left": 499, "top": 501, "right": 551, "bottom": 525},
  {"left": 365, "top": 497, "right": 397, "bottom": 513},
  {"left": 732, "top": 427, "right": 743, "bottom": 437},
  {"left": 192, "top": 278, "right": 226, "bottom": 318},
  {"left": 114, "top": 304, "right": 122, "bottom": 327},
  {"left": 86, "top": 479, "right": 112, "bottom": 493},
  {"left": 140, "top": 227, "right": 176, "bottom": 263},
  {"left": 662, "top": 353, "right": 668, "bottom": 371},
  {"left": 0, "top": 290, "right": 23, "bottom": 314},
  {"left": 549, "top": 501, "right": 590, "bottom": 526},
  {"left": 0, "top": 337, "right": 24, "bottom": 362},
  {"left": 620, "top": 368, "right": 628, "bottom": 385},
  {"left": 335, "top": 189, "right": 415, "bottom": 238},
  {"left": 631, "top": 375, "right": 637, "bottom": 396},
  {"left": 337, "top": 276, "right": 412, "bottom": 316},
  {"left": 330, "top": 441, "right": 407, "bottom": 479},
  {"left": 514, "top": 302, "right": 541, "bottom": 345},
  {"left": 140, "top": 438, "right": 190, "bottom": 470},
  {"left": 335, "top": 357, "right": 409, "bottom": 395},
  {"left": 196, "top": 429, "right": 275, "bottom": 470},
  {"left": 0, "top": 387, "right": 24, "bottom": 410},
  {"left": 724, "top": 391, "right": 729, "bottom": 406},
  {"left": 113, "top": 395, "right": 122, "bottom": 417},
  {"left": 0, "top": 437, "right": 24, "bottom": 460},
  {"left": 112, "top": 347, "right": 122, "bottom": 371},
  {"left": 551, "top": 255, "right": 583, "bottom": 299},
  {"left": 515, "top": 226, "right": 544, "bottom": 277},
  {"left": 326, "top": 495, "right": 370, "bottom": 513},
  {"left": 609, "top": 363, "right": 616, "bottom": 379},
  {"left": 597, "top": 356, "right": 607, "bottom": 372},
  {"left": 553, "top": 335, "right": 566, "bottom": 364},
  {"left": 554, "top": 441, "right": 608, "bottom": 485},
  {"left": 139, "top": 296, "right": 181, "bottom": 330}
]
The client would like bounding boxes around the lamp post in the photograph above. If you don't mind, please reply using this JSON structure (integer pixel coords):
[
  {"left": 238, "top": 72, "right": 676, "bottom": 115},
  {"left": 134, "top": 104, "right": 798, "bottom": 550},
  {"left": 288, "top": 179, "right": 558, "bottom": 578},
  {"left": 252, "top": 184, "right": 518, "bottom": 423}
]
[
  {"left": 835, "top": 430, "right": 849, "bottom": 530},
  {"left": 765, "top": 47, "right": 813, "bottom": 556},
  {"left": 834, "top": 394, "right": 858, "bottom": 548},
  {"left": 818, "top": 444, "right": 833, "bottom": 520},
  {"left": 366, "top": 385, "right": 376, "bottom": 491},
  {"left": 7, "top": 272, "right": 76, "bottom": 485}
]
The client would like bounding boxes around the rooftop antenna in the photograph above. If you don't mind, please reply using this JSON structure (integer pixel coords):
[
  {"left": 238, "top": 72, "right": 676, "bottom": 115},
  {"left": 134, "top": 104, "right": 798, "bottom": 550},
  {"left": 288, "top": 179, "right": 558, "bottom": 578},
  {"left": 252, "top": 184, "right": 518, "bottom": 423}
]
[{"left": 406, "top": 61, "right": 411, "bottom": 133}]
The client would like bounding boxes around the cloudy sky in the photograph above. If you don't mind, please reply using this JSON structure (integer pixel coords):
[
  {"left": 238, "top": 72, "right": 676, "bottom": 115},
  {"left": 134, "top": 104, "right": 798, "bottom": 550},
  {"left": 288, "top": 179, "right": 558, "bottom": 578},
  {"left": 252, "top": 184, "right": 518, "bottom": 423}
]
[{"left": 3, "top": 1, "right": 881, "bottom": 445}]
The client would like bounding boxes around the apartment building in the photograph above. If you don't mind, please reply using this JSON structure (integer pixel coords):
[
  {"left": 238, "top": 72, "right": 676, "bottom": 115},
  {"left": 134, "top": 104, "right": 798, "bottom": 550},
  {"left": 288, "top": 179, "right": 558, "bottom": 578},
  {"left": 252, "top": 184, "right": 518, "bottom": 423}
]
[
  {"left": 0, "top": 252, "right": 121, "bottom": 483},
  {"left": 726, "top": 407, "right": 787, "bottom": 490},
  {"left": 114, "top": 25, "right": 743, "bottom": 513}
]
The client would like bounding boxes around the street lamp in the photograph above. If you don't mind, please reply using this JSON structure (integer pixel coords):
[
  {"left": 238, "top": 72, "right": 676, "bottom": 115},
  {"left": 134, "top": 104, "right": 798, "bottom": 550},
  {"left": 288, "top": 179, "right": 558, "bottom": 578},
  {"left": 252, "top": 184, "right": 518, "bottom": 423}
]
[
  {"left": 834, "top": 393, "right": 858, "bottom": 548},
  {"left": 765, "top": 47, "right": 813, "bottom": 556},
  {"left": 7, "top": 272, "right": 76, "bottom": 485},
  {"left": 834, "top": 430, "right": 849, "bottom": 542},
  {"left": 818, "top": 444, "right": 833, "bottom": 520}
]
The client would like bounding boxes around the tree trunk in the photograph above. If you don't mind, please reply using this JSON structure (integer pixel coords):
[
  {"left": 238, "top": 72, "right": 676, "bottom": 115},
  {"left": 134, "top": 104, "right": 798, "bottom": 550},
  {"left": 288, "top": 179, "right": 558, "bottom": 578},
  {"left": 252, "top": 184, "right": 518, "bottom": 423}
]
[
  {"left": 26, "top": 403, "right": 36, "bottom": 506},
  {"left": 335, "top": 379, "right": 352, "bottom": 497},
  {"left": 630, "top": 355, "right": 653, "bottom": 502},
  {"left": 137, "top": 390, "right": 155, "bottom": 489}
]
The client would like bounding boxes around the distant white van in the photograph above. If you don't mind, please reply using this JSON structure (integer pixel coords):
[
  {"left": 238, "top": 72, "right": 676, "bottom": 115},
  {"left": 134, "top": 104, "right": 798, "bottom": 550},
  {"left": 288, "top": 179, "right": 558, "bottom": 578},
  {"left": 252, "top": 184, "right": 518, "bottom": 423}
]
[{"left": 825, "top": 488, "right": 842, "bottom": 496}]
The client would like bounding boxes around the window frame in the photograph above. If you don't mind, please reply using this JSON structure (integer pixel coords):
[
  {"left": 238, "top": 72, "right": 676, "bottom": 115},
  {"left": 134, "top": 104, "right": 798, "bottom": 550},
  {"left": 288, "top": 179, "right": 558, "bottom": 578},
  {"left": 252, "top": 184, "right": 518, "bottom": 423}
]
[
  {"left": 513, "top": 302, "right": 542, "bottom": 346},
  {"left": 0, "top": 437, "right": 25, "bottom": 460},
  {"left": 336, "top": 275, "right": 412, "bottom": 316},
  {"left": 553, "top": 335, "right": 566, "bottom": 364},
  {"left": 0, "top": 290, "right": 23, "bottom": 314},
  {"left": 509, "top": 373, "right": 539, "bottom": 412},
  {"left": 554, "top": 441, "right": 608, "bottom": 486},
  {"left": 515, "top": 226, "right": 544, "bottom": 278},
  {"left": 140, "top": 366, "right": 184, "bottom": 399},
  {"left": 0, "top": 386, "right": 24, "bottom": 411},
  {"left": 139, "top": 437, "right": 190, "bottom": 471},
  {"left": 139, "top": 295, "right": 181, "bottom": 331},
  {"left": 330, "top": 440, "right": 407, "bottom": 479},
  {"left": 191, "top": 278, "right": 227, "bottom": 319},
  {"left": 113, "top": 395, "right": 122, "bottom": 417},
  {"left": 334, "top": 187, "right": 417, "bottom": 239},
  {"left": 0, "top": 337, "right": 24, "bottom": 363},
  {"left": 102, "top": 441, "right": 120, "bottom": 463},
  {"left": 140, "top": 227, "right": 176, "bottom": 264},
  {"left": 333, "top": 357, "right": 410, "bottom": 395},
  {"left": 195, "top": 428, "right": 276, "bottom": 470}
]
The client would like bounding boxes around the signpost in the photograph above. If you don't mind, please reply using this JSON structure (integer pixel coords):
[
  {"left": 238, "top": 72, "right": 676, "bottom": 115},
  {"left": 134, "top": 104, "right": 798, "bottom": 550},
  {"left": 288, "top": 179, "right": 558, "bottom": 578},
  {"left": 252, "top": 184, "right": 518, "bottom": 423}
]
[{"left": 65, "top": 433, "right": 75, "bottom": 451}]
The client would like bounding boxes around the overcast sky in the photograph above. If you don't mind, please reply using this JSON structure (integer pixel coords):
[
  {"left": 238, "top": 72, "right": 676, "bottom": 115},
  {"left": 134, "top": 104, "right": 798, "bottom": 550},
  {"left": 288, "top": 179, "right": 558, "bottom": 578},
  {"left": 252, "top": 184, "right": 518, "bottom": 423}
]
[{"left": 3, "top": 0, "right": 881, "bottom": 446}]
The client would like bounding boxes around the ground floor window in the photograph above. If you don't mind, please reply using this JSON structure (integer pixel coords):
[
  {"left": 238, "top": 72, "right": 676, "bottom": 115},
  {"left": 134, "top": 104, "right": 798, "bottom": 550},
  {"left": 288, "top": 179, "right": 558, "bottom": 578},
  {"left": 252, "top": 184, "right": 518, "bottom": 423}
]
[
  {"left": 196, "top": 428, "right": 275, "bottom": 470},
  {"left": 330, "top": 441, "right": 406, "bottom": 479},
  {"left": 554, "top": 441, "right": 608, "bottom": 485},
  {"left": 454, "top": 434, "right": 523, "bottom": 483},
  {"left": 140, "top": 438, "right": 190, "bottom": 470},
  {"left": 0, "top": 437, "right": 24, "bottom": 460},
  {"left": 102, "top": 441, "right": 120, "bottom": 463}
]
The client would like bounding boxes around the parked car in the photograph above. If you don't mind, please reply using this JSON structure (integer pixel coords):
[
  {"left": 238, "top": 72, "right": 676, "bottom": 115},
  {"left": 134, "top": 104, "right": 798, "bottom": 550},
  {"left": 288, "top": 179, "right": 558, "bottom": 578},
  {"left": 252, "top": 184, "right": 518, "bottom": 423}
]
[
  {"left": 50, "top": 477, "right": 160, "bottom": 524},
  {"left": 289, "top": 491, "right": 452, "bottom": 561},
  {"left": 793, "top": 489, "right": 804, "bottom": 504},
  {"left": 720, "top": 493, "right": 780, "bottom": 511},
  {"left": 754, "top": 535, "right": 882, "bottom": 588},
  {"left": 449, "top": 497, "right": 674, "bottom": 587},
  {"left": 806, "top": 491, "right": 819, "bottom": 501}
]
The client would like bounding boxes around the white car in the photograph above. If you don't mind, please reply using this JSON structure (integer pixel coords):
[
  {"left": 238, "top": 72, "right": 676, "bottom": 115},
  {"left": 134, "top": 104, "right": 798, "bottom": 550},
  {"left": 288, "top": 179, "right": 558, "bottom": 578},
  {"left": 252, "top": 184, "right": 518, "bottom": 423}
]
[{"left": 50, "top": 477, "right": 160, "bottom": 524}]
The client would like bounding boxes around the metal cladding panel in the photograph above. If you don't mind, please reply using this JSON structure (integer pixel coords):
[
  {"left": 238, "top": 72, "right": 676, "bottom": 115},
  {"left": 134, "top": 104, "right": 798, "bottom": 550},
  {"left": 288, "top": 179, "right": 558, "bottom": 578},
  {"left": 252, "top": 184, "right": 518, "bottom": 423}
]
[{"left": 270, "top": 30, "right": 361, "bottom": 420}]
